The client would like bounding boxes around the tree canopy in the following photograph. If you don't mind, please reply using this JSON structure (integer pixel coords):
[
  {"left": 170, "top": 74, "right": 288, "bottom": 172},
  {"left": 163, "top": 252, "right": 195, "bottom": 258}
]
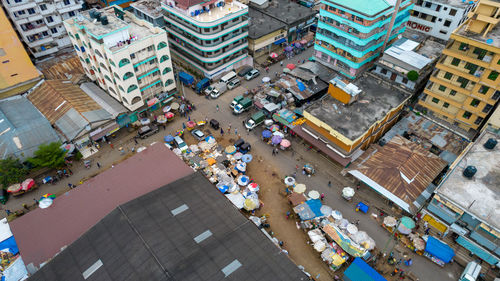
[
  {"left": 0, "top": 157, "right": 26, "bottom": 188},
  {"left": 407, "top": 70, "right": 419, "bottom": 81},
  {"left": 28, "top": 142, "right": 67, "bottom": 169}
]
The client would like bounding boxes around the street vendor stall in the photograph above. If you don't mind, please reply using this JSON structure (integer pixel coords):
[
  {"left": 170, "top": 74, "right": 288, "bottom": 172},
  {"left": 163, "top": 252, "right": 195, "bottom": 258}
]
[
  {"left": 344, "top": 257, "right": 387, "bottom": 281},
  {"left": 423, "top": 236, "right": 455, "bottom": 267},
  {"left": 287, "top": 192, "right": 306, "bottom": 207},
  {"left": 294, "top": 199, "right": 323, "bottom": 221},
  {"left": 322, "top": 223, "right": 371, "bottom": 258}
]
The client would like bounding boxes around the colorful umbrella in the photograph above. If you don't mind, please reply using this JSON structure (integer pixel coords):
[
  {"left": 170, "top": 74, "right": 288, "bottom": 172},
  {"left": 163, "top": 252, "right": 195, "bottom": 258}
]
[
  {"left": 237, "top": 175, "right": 250, "bottom": 186},
  {"left": 400, "top": 216, "right": 416, "bottom": 229},
  {"left": 271, "top": 135, "right": 282, "bottom": 145},
  {"left": 269, "top": 52, "right": 278, "bottom": 58},
  {"left": 187, "top": 121, "right": 196, "bottom": 128},
  {"left": 6, "top": 184, "right": 21, "bottom": 193},
  {"left": 234, "top": 152, "right": 243, "bottom": 160},
  {"left": 262, "top": 130, "right": 272, "bottom": 138},
  {"left": 236, "top": 162, "right": 246, "bottom": 172},
  {"left": 294, "top": 183, "right": 306, "bottom": 193},
  {"left": 280, "top": 139, "right": 291, "bottom": 148},
  {"left": 41, "top": 193, "right": 56, "bottom": 199},
  {"left": 284, "top": 176, "right": 295, "bottom": 186},
  {"left": 286, "top": 63, "right": 296, "bottom": 70},
  {"left": 157, "top": 115, "right": 167, "bottom": 123},
  {"left": 241, "top": 154, "right": 252, "bottom": 163},
  {"left": 269, "top": 124, "right": 280, "bottom": 132},
  {"left": 283, "top": 67, "right": 291, "bottom": 73},
  {"left": 398, "top": 224, "right": 412, "bottom": 235},
  {"left": 175, "top": 130, "right": 184, "bottom": 136},
  {"left": 165, "top": 112, "right": 174, "bottom": 119},
  {"left": 243, "top": 198, "right": 259, "bottom": 211},
  {"left": 162, "top": 106, "right": 171, "bottom": 113},
  {"left": 284, "top": 46, "right": 293, "bottom": 52},
  {"left": 294, "top": 42, "right": 302, "bottom": 48},
  {"left": 21, "top": 178, "right": 35, "bottom": 191},
  {"left": 164, "top": 135, "right": 174, "bottom": 143},
  {"left": 308, "top": 190, "right": 320, "bottom": 199},
  {"left": 225, "top": 146, "right": 236, "bottom": 154},
  {"left": 248, "top": 182, "right": 259, "bottom": 192}
]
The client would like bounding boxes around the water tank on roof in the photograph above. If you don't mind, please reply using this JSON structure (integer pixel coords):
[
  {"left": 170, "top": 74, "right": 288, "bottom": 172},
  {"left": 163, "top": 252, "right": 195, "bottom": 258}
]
[
  {"left": 463, "top": 166, "right": 477, "bottom": 179},
  {"left": 89, "top": 10, "right": 96, "bottom": 18},
  {"left": 484, "top": 138, "right": 497, "bottom": 150},
  {"left": 95, "top": 12, "right": 102, "bottom": 20},
  {"left": 101, "top": 16, "right": 108, "bottom": 25}
]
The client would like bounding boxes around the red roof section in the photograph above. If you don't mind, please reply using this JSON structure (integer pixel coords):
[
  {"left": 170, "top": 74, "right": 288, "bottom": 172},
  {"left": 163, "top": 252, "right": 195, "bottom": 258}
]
[{"left": 10, "top": 143, "right": 193, "bottom": 267}]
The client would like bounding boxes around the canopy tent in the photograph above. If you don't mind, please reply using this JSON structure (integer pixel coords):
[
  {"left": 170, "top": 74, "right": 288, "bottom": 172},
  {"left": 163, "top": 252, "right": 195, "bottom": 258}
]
[
  {"left": 425, "top": 236, "right": 455, "bottom": 264},
  {"left": 294, "top": 199, "right": 323, "bottom": 221},
  {"left": 344, "top": 257, "right": 387, "bottom": 281}
]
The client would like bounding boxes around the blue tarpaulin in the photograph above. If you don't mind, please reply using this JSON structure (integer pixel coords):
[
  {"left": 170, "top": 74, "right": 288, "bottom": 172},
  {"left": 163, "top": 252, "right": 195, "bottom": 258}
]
[
  {"left": 344, "top": 258, "right": 387, "bottom": 281},
  {"left": 274, "top": 38, "right": 286, "bottom": 45},
  {"left": 425, "top": 236, "right": 455, "bottom": 263},
  {"left": 0, "top": 236, "right": 19, "bottom": 255},
  {"left": 296, "top": 80, "right": 306, "bottom": 91},
  {"left": 306, "top": 199, "right": 323, "bottom": 217}
]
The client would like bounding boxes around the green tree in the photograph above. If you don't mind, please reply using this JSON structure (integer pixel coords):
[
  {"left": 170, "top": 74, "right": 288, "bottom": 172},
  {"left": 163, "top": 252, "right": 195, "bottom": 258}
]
[
  {"left": 407, "top": 70, "right": 419, "bottom": 81},
  {"left": 0, "top": 157, "right": 26, "bottom": 188},
  {"left": 28, "top": 142, "right": 67, "bottom": 169}
]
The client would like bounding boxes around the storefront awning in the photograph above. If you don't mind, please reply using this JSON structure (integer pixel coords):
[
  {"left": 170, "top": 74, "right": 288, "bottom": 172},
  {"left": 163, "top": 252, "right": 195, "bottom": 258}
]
[
  {"left": 274, "top": 38, "right": 286, "bottom": 45},
  {"left": 90, "top": 122, "right": 120, "bottom": 141}
]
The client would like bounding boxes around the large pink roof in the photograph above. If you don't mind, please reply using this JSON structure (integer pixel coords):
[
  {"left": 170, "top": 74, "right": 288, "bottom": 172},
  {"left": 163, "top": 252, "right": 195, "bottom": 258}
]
[{"left": 10, "top": 143, "right": 193, "bottom": 268}]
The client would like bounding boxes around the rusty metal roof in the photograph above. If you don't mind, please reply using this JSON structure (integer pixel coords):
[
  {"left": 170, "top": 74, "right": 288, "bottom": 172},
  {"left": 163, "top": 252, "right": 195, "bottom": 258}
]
[
  {"left": 348, "top": 135, "right": 447, "bottom": 213},
  {"left": 37, "top": 54, "right": 84, "bottom": 81}
]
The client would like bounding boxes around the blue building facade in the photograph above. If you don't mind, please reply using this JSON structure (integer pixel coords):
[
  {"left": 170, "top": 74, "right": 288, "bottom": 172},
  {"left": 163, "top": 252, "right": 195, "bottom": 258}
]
[{"left": 314, "top": 0, "right": 413, "bottom": 79}]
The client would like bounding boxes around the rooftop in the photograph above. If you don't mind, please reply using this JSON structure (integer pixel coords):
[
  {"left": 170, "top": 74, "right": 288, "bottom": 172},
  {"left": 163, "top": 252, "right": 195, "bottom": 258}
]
[
  {"left": 454, "top": 8, "right": 500, "bottom": 48},
  {"left": 348, "top": 135, "right": 448, "bottom": 214},
  {"left": 304, "top": 72, "right": 411, "bottom": 141},
  {"left": 428, "top": 0, "right": 479, "bottom": 8},
  {"left": 248, "top": 8, "right": 285, "bottom": 39},
  {"left": 10, "top": 143, "right": 194, "bottom": 268},
  {"left": 163, "top": 0, "right": 247, "bottom": 23},
  {"left": 35, "top": 54, "right": 84, "bottom": 81},
  {"left": 0, "top": 96, "right": 60, "bottom": 160},
  {"left": 131, "top": 0, "right": 164, "bottom": 18},
  {"left": 436, "top": 128, "right": 500, "bottom": 231},
  {"left": 79, "top": 82, "right": 128, "bottom": 119},
  {"left": 257, "top": 0, "right": 317, "bottom": 25},
  {"left": 325, "top": 0, "right": 396, "bottom": 17}
]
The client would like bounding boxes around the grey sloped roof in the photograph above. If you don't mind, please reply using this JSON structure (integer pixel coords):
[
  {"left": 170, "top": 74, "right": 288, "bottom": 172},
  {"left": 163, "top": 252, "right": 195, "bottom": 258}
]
[
  {"left": 81, "top": 109, "right": 113, "bottom": 123},
  {"left": 54, "top": 108, "right": 89, "bottom": 141},
  {"left": 29, "top": 172, "right": 307, "bottom": 281},
  {"left": 0, "top": 96, "right": 60, "bottom": 160},
  {"left": 80, "top": 83, "right": 128, "bottom": 119}
]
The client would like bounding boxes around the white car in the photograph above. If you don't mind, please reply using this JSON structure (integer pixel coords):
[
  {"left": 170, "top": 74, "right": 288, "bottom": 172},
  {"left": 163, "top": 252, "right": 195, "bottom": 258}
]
[
  {"left": 245, "top": 69, "right": 260, "bottom": 81},
  {"left": 191, "top": 129, "right": 205, "bottom": 141},
  {"left": 227, "top": 79, "right": 240, "bottom": 90}
]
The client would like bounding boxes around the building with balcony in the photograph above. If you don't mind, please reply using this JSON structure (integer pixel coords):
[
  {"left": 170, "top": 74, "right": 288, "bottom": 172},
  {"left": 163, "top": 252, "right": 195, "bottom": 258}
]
[
  {"left": 372, "top": 32, "right": 444, "bottom": 94},
  {"left": 407, "top": 0, "right": 477, "bottom": 41},
  {"left": 1, "top": 0, "right": 82, "bottom": 59},
  {"left": 63, "top": 6, "right": 177, "bottom": 111},
  {"left": 0, "top": 7, "right": 42, "bottom": 98},
  {"left": 425, "top": 126, "right": 500, "bottom": 269},
  {"left": 416, "top": 0, "right": 500, "bottom": 139},
  {"left": 314, "top": 0, "right": 413, "bottom": 79},
  {"left": 162, "top": 0, "right": 252, "bottom": 79}
]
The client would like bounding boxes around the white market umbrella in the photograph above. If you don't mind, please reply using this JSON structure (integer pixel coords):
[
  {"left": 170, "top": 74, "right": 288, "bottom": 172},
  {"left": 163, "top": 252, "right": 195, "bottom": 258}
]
[
  {"left": 332, "top": 210, "right": 343, "bottom": 220},
  {"left": 383, "top": 216, "right": 397, "bottom": 227},
  {"left": 339, "top": 219, "right": 349, "bottom": 229},
  {"left": 137, "top": 146, "right": 147, "bottom": 153},
  {"left": 248, "top": 183, "right": 259, "bottom": 193},
  {"left": 39, "top": 198, "right": 54, "bottom": 209},
  {"left": 262, "top": 76, "right": 271, "bottom": 83},
  {"left": 342, "top": 187, "right": 355, "bottom": 198},
  {"left": 314, "top": 240, "right": 326, "bottom": 252},
  {"left": 235, "top": 162, "right": 247, "bottom": 172},
  {"left": 273, "top": 131, "right": 284, "bottom": 138},
  {"left": 308, "top": 190, "right": 320, "bottom": 199},
  {"left": 226, "top": 193, "right": 245, "bottom": 209},
  {"left": 284, "top": 177, "right": 296, "bottom": 186},
  {"left": 237, "top": 175, "right": 250, "bottom": 186},
  {"left": 294, "top": 183, "right": 306, "bottom": 193},
  {"left": 347, "top": 224, "right": 358, "bottom": 235},
  {"left": 320, "top": 205, "right": 333, "bottom": 216}
]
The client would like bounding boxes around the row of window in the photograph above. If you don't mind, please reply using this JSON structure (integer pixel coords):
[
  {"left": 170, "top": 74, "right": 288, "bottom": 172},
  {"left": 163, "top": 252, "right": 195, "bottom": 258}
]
[
  {"left": 410, "top": 10, "right": 452, "bottom": 27},
  {"left": 429, "top": 96, "right": 484, "bottom": 125},
  {"left": 448, "top": 57, "right": 499, "bottom": 81},
  {"left": 415, "top": 0, "right": 458, "bottom": 16}
]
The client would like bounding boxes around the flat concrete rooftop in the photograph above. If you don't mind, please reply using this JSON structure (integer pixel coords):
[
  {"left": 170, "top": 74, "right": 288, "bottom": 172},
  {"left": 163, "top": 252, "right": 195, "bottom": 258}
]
[
  {"left": 430, "top": 0, "right": 478, "bottom": 8},
  {"left": 257, "top": 0, "right": 317, "bottom": 25},
  {"left": 436, "top": 128, "right": 500, "bottom": 231},
  {"left": 248, "top": 8, "right": 285, "bottom": 39},
  {"left": 132, "top": 0, "right": 164, "bottom": 18},
  {"left": 78, "top": 8, "right": 129, "bottom": 38},
  {"left": 304, "top": 72, "right": 411, "bottom": 141}
]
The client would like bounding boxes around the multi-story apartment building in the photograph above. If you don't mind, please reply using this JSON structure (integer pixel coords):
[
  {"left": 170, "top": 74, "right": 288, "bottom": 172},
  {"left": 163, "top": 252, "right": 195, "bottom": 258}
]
[
  {"left": 417, "top": 0, "right": 500, "bottom": 138},
  {"left": 407, "top": 0, "right": 477, "bottom": 41},
  {"left": 162, "top": 0, "right": 251, "bottom": 79},
  {"left": 1, "top": 0, "right": 82, "bottom": 59},
  {"left": 63, "top": 6, "right": 176, "bottom": 111},
  {"left": 314, "top": 0, "right": 413, "bottom": 79},
  {"left": 425, "top": 126, "right": 500, "bottom": 268},
  {"left": 0, "top": 7, "right": 42, "bottom": 97}
]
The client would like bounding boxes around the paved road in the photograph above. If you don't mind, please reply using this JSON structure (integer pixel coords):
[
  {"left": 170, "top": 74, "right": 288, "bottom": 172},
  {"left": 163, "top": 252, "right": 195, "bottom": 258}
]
[{"left": 4, "top": 47, "right": 463, "bottom": 280}]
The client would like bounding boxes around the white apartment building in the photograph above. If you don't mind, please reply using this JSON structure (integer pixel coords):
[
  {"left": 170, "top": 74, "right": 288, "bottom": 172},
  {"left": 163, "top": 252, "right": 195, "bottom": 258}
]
[
  {"left": 63, "top": 6, "right": 176, "bottom": 111},
  {"left": 408, "top": 0, "right": 477, "bottom": 41},
  {"left": 1, "top": 0, "right": 81, "bottom": 59},
  {"left": 162, "top": 0, "right": 252, "bottom": 79}
]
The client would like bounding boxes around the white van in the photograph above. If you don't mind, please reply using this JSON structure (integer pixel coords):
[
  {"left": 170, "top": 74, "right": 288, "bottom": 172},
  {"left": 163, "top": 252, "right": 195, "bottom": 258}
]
[
  {"left": 173, "top": 136, "right": 188, "bottom": 152},
  {"left": 220, "top": 71, "right": 237, "bottom": 85},
  {"left": 459, "top": 261, "right": 481, "bottom": 281}
]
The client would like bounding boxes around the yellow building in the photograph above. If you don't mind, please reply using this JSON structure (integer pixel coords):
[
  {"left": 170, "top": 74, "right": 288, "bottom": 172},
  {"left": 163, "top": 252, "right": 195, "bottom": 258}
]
[
  {"left": 0, "top": 8, "right": 41, "bottom": 98},
  {"left": 248, "top": 9, "right": 287, "bottom": 59},
  {"left": 417, "top": 0, "right": 500, "bottom": 137},
  {"left": 294, "top": 72, "right": 411, "bottom": 167}
]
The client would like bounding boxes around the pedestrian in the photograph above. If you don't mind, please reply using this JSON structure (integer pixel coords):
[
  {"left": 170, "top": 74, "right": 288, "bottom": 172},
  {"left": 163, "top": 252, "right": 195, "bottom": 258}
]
[
  {"left": 328, "top": 181, "right": 331, "bottom": 187},
  {"left": 22, "top": 204, "right": 28, "bottom": 210},
  {"left": 320, "top": 193, "right": 325, "bottom": 201},
  {"left": 5, "top": 210, "right": 11, "bottom": 215},
  {"left": 397, "top": 258, "right": 402, "bottom": 265},
  {"left": 216, "top": 104, "right": 219, "bottom": 111},
  {"left": 286, "top": 211, "right": 290, "bottom": 219},
  {"left": 89, "top": 147, "right": 94, "bottom": 153},
  {"left": 33, "top": 198, "right": 38, "bottom": 205},
  {"left": 424, "top": 221, "right": 429, "bottom": 229},
  {"left": 188, "top": 116, "right": 191, "bottom": 121},
  {"left": 97, "top": 162, "right": 101, "bottom": 168},
  {"left": 134, "top": 138, "right": 138, "bottom": 145},
  {"left": 355, "top": 219, "right": 360, "bottom": 226},
  {"left": 220, "top": 128, "right": 224, "bottom": 135},
  {"left": 266, "top": 66, "right": 269, "bottom": 73},
  {"left": 279, "top": 241, "right": 284, "bottom": 247},
  {"left": 391, "top": 268, "right": 399, "bottom": 276},
  {"left": 110, "top": 143, "right": 114, "bottom": 149},
  {"left": 68, "top": 183, "right": 73, "bottom": 189},
  {"left": 235, "top": 128, "right": 238, "bottom": 135},
  {"left": 405, "top": 259, "right": 412, "bottom": 266},
  {"left": 280, "top": 61, "right": 283, "bottom": 67},
  {"left": 227, "top": 126, "right": 231, "bottom": 133},
  {"left": 425, "top": 227, "right": 430, "bottom": 235}
]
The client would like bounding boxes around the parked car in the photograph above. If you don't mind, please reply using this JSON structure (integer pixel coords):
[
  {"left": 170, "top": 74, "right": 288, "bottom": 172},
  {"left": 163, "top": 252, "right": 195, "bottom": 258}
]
[
  {"left": 227, "top": 79, "right": 240, "bottom": 90},
  {"left": 191, "top": 129, "right": 205, "bottom": 141},
  {"left": 173, "top": 136, "right": 188, "bottom": 152},
  {"left": 237, "top": 65, "right": 253, "bottom": 77},
  {"left": 245, "top": 69, "right": 260, "bottom": 81},
  {"left": 137, "top": 125, "right": 159, "bottom": 139}
]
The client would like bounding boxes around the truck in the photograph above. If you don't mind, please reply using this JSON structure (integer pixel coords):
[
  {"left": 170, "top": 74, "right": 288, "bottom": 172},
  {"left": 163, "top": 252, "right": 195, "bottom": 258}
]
[
  {"left": 245, "top": 111, "right": 266, "bottom": 130},
  {"left": 179, "top": 71, "right": 194, "bottom": 85},
  {"left": 233, "top": 97, "right": 253, "bottom": 114},
  {"left": 209, "top": 82, "right": 227, "bottom": 99},
  {"left": 195, "top": 78, "right": 210, "bottom": 94},
  {"left": 263, "top": 102, "right": 281, "bottom": 117},
  {"left": 230, "top": 95, "right": 244, "bottom": 109},
  {"left": 459, "top": 262, "right": 481, "bottom": 281}
]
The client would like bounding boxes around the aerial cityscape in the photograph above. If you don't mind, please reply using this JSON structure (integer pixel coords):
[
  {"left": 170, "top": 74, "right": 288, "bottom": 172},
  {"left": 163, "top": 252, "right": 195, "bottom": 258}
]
[{"left": 0, "top": 0, "right": 498, "bottom": 280}]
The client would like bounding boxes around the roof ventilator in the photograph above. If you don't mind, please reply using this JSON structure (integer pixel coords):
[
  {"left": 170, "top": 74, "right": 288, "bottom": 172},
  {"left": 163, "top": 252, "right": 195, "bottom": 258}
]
[
  {"left": 483, "top": 138, "right": 497, "bottom": 149},
  {"left": 463, "top": 165, "right": 477, "bottom": 179}
]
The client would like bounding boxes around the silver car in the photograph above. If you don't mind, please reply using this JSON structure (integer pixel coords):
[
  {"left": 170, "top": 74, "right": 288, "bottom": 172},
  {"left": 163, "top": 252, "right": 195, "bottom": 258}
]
[
  {"left": 227, "top": 79, "right": 240, "bottom": 90},
  {"left": 245, "top": 69, "right": 260, "bottom": 81}
]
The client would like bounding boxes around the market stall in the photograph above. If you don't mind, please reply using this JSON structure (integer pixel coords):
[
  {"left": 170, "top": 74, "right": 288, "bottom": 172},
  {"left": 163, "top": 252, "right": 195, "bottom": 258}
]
[
  {"left": 343, "top": 257, "right": 387, "bottom": 281},
  {"left": 423, "top": 236, "right": 455, "bottom": 267}
]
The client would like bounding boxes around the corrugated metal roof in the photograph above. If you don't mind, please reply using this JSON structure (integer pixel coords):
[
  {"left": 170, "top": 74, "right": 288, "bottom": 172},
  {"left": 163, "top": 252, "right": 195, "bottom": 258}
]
[
  {"left": 54, "top": 108, "right": 89, "bottom": 141},
  {"left": 348, "top": 135, "right": 447, "bottom": 213},
  {"left": 0, "top": 96, "right": 59, "bottom": 159},
  {"left": 385, "top": 45, "right": 432, "bottom": 70},
  {"left": 79, "top": 83, "right": 128, "bottom": 119}
]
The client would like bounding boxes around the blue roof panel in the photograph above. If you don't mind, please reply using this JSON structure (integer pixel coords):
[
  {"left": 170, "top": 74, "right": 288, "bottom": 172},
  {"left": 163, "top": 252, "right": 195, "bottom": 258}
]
[
  {"left": 344, "top": 258, "right": 387, "bottom": 281},
  {"left": 425, "top": 236, "right": 455, "bottom": 263}
]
